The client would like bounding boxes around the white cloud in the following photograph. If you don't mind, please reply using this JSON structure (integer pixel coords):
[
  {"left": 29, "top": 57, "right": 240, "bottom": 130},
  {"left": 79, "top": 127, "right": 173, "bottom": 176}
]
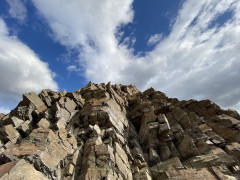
[
  {"left": 67, "top": 65, "right": 78, "bottom": 72},
  {"left": 6, "top": 0, "right": 27, "bottom": 22},
  {"left": 0, "top": 18, "right": 58, "bottom": 112},
  {"left": 32, "top": 0, "right": 240, "bottom": 112},
  {"left": 148, "top": 34, "right": 163, "bottom": 46},
  {"left": 146, "top": 0, "right": 240, "bottom": 112},
  {"left": 31, "top": 0, "right": 134, "bottom": 83}
]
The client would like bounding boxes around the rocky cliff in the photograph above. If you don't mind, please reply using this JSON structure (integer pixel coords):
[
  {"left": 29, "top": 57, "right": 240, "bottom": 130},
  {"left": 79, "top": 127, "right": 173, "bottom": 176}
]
[{"left": 0, "top": 82, "right": 240, "bottom": 180}]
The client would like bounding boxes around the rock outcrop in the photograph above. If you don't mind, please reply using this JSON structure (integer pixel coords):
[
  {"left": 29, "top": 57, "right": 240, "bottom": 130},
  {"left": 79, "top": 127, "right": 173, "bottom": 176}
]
[{"left": 0, "top": 82, "right": 240, "bottom": 180}]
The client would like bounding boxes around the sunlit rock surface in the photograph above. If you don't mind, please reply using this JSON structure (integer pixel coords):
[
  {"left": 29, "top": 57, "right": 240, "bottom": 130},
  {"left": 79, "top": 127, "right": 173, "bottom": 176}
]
[{"left": 0, "top": 82, "right": 240, "bottom": 179}]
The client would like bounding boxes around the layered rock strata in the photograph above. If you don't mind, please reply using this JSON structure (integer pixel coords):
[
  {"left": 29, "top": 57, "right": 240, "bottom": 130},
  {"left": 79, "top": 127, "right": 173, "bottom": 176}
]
[{"left": 0, "top": 82, "right": 240, "bottom": 180}]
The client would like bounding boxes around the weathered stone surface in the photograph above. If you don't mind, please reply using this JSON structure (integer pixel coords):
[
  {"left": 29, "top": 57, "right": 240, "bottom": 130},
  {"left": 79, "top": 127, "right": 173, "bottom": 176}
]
[
  {"left": 184, "top": 149, "right": 237, "bottom": 169},
  {"left": 0, "top": 124, "right": 20, "bottom": 143},
  {"left": 207, "top": 114, "right": 240, "bottom": 143},
  {"left": 173, "top": 107, "right": 191, "bottom": 129},
  {"left": 39, "top": 89, "right": 53, "bottom": 107},
  {"left": 17, "top": 120, "right": 31, "bottom": 135},
  {"left": 0, "top": 114, "right": 4, "bottom": 120},
  {"left": 177, "top": 135, "right": 199, "bottom": 159},
  {"left": 37, "top": 118, "right": 50, "bottom": 129},
  {"left": 22, "top": 92, "right": 47, "bottom": 112},
  {"left": 0, "top": 159, "right": 47, "bottom": 180},
  {"left": 55, "top": 102, "right": 70, "bottom": 124},
  {"left": 0, "top": 161, "right": 17, "bottom": 178},
  {"left": 225, "top": 142, "right": 240, "bottom": 160},
  {"left": 168, "top": 167, "right": 217, "bottom": 180},
  {"left": 210, "top": 166, "right": 238, "bottom": 180},
  {"left": 2, "top": 116, "right": 24, "bottom": 128},
  {"left": 0, "top": 83, "right": 239, "bottom": 179},
  {"left": 149, "top": 148, "right": 160, "bottom": 165},
  {"left": 133, "top": 168, "right": 152, "bottom": 180},
  {"left": 1, "top": 128, "right": 77, "bottom": 179},
  {"left": 66, "top": 92, "right": 85, "bottom": 107}
]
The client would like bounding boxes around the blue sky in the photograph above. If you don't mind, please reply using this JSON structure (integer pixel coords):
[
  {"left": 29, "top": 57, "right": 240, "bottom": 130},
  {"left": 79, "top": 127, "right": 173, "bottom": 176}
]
[{"left": 0, "top": 0, "right": 240, "bottom": 114}]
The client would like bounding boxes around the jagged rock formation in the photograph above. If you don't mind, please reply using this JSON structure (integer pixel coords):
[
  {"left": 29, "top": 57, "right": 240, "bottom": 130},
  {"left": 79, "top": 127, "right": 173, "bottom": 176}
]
[{"left": 0, "top": 82, "right": 240, "bottom": 180}]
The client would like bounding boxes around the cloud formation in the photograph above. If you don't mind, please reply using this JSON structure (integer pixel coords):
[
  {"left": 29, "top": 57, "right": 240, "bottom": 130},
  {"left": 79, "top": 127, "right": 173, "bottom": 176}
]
[
  {"left": 0, "top": 18, "right": 58, "bottom": 110},
  {"left": 32, "top": 0, "right": 134, "bottom": 82},
  {"left": 148, "top": 0, "right": 240, "bottom": 111},
  {"left": 148, "top": 34, "right": 163, "bottom": 46},
  {"left": 6, "top": 0, "right": 27, "bottom": 22},
  {"left": 32, "top": 0, "right": 240, "bottom": 112}
]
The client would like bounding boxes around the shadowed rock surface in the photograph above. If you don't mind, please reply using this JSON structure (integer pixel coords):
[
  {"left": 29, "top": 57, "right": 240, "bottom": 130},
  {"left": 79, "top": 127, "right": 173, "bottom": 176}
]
[{"left": 0, "top": 82, "right": 240, "bottom": 180}]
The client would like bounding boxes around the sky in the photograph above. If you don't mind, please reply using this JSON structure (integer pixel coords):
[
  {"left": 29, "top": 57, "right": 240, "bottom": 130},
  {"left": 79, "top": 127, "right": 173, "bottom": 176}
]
[{"left": 0, "top": 0, "right": 240, "bottom": 114}]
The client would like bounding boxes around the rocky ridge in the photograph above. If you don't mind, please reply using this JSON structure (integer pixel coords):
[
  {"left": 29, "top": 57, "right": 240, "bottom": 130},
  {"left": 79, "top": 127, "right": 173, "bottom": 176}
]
[{"left": 0, "top": 82, "right": 240, "bottom": 180}]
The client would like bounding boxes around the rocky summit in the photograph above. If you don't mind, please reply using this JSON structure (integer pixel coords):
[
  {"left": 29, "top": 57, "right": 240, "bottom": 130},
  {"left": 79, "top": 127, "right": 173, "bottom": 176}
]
[{"left": 0, "top": 82, "right": 240, "bottom": 180}]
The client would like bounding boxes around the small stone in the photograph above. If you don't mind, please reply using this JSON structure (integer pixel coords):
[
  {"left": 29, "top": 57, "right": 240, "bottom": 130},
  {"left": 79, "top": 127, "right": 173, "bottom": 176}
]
[{"left": 67, "top": 164, "right": 75, "bottom": 175}]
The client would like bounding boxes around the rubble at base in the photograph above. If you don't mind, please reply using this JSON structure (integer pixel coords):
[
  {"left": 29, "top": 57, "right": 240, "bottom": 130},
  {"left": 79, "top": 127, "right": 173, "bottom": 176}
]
[{"left": 0, "top": 82, "right": 239, "bottom": 180}]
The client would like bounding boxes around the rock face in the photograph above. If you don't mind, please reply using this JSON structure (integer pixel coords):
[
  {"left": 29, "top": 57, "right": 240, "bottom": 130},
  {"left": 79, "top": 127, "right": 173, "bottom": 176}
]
[{"left": 0, "top": 82, "right": 240, "bottom": 180}]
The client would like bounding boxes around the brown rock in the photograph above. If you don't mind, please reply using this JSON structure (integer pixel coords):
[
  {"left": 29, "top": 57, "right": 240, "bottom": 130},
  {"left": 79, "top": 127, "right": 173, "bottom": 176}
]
[
  {"left": 225, "top": 109, "right": 240, "bottom": 120},
  {"left": 2, "top": 83, "right": 240, "bottom": 180},
  {"left": 37, "top": 118, "right": 50, "bottom": 129},
  {"left": 67, "top": 92, "right": 85, "bottom": 107},
  {"left": 225, "top": 142, "right": 240, "bottom": 160},
  {"left": 95, "top": 144, "right": 115, "bottom": 163},
  {"left": 67, "top": 163, "right": 75, "bottom": 175},
  {"left": 177, "top": 135, "right": 199, "bottom": 159},
  {"left": 0, "top": 113, "right": 5, "bottom": 120},
  {"left": 184, "top": 150, "right": 236, "bottom": 169},
  {"left": 159, "top": 144, "right": 171, "bottom": 161},
  {"left": 210, "top": 166, "right": 237, "bottom": 180},
  {"left": 22, "top": 92, "right": 47, "bottom": 112},
  {"left": 173, "top": 108, "right": 191, "bottom": 129},
  {"left": 17, "top": 120, "right": 31, "bottom": 135},
  {"left": 0, "top": 159, "right": 47, "bottom": 180},
  {"left": 0, "top": 161, "right": 17, "bottom": 179},
  {"left": 150, "top": 157, "right": 184, "bottom": 179},
  {"left": 2, "top": 128, "right": 72, "bottom": 179},
  {"left": 208, "top": 114, "right": 240, "bottom": 143},
  {"left": 39, "top": 89, "right": 52, "bottom": 107},
  {"left": 64, "top": 97, "right": 77, "bottom": 112},
  {"left": 134, "top": 170, "right": 152, "bottom": 180},
  {"left": 6, "top": 116, "right": 24, "bottom": 128},
  {"left": 55, "top": 102, "right": 70, "bottom": 123},
  {"left": 170, "top": 167, "right": 217, "bottom": 180},
  {"left": 188, "top": 112, "right": 201, "bottom": 124},
  {"left": 149, "top": 148, "right": 160, "bottom": 165},
  {"left": 0, "top": 124, "right": 20, "bottom": 143}
]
